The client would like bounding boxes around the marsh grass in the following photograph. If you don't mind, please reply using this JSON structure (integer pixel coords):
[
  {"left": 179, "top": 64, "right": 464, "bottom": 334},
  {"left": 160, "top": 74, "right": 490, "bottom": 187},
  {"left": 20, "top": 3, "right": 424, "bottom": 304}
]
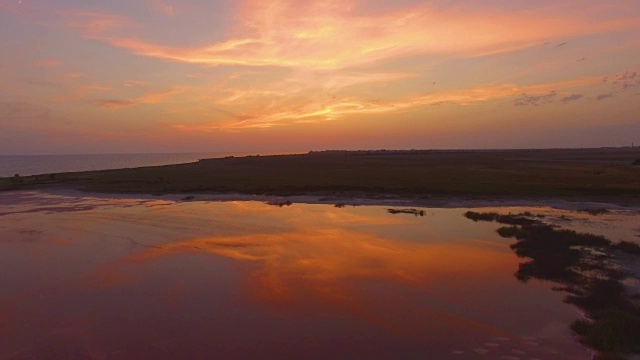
[
  {"left": 579, "top": 208, "right": 611, "bottom": 215},
  {"left": 2, "top": 149, "right": 640, "bottom": 204},
  {"left": 464, "top": 211, "right": 499, "bottom": 222},
  {"left": 465, "top": 211, "right": 640, "bottom": 358},
  {"left": 387, "top": 208, "right": 425, "bottom": 216},
  {"left": 464, "top": 211, "right": 536, "bottom": 226},
  {"left": 496, "top": 226, "right": 530, "bottom": 239},
  {"left": 571, "top": 308, "right": 640, "bottom": 356},
  {"left": 612, "top": 241, "right": 640, "bottom": 254},
  {"left": 268, "top": 200, "right": 292, "bottom": 207}
]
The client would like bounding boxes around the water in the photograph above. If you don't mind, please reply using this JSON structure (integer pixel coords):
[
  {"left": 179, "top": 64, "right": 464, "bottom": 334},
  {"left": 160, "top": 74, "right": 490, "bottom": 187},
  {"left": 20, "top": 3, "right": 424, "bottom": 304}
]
[
  {"left": 0, "top": 152, "right": 300, "bottom": 178},
  {"left": 2, "top": 191, "right": 638, "bottom": 359}
]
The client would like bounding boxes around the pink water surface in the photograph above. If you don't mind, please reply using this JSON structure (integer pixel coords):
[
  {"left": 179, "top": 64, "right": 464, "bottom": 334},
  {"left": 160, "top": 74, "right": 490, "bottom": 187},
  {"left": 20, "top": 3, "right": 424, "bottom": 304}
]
[{"left": 0, "top": 191, "right": 599, "bottom": 359}]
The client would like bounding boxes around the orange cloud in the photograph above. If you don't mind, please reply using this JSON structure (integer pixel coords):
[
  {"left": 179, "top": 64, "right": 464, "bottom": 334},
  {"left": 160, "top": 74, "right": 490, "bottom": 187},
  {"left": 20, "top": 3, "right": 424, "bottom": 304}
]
[
  {"left": 123, "top": 80, "right": 148, "bottom": 87},
  {"left": 96, "top": 99, "right": 137, "bottom": 109},
  {"left": 93, "top": 87, "right": 188, "bottom": 109},
  {"left": 65, "top": 1, "right": 640, "bottom": 70},
  {"left": 172, "top": 75, "right": 604, "bottom": 131},
  {"left": 138, "top": 86, "right": 187, "bottom": 104},
  {"left": 55, "top": 83, "right": 113, "bottom": 103},
  {"left": 66, "top": 11, "right": 129, "bottom": 35},
  {"left": 209, "top": 71, "right": 413, "bottom": 106}
]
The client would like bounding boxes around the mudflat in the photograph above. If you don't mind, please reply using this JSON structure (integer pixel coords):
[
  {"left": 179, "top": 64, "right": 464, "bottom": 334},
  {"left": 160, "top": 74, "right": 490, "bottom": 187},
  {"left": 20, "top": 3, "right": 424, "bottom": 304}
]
[{"left": 2, "top": 148, "right": 639, "bottom": 203}]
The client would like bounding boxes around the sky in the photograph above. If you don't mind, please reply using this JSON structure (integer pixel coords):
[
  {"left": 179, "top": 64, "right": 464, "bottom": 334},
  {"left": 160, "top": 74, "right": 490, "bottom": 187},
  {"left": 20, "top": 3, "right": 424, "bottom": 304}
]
[{"left": 1, "top": 0, "right": 639, "bottom": 154}]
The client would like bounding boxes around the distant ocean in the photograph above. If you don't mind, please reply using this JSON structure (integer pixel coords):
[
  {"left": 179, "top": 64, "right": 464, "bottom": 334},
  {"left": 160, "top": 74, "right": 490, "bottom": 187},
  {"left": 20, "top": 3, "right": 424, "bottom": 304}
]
[{"left": 0, "top": 152, "right": 298, "bottom": 178}]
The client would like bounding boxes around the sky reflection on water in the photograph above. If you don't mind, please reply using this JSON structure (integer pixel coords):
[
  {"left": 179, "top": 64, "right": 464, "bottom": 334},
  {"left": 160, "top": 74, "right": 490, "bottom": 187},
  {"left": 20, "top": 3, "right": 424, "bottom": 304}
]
[{"left": 0, "top": 191, "right": 606, "bottom": 359}]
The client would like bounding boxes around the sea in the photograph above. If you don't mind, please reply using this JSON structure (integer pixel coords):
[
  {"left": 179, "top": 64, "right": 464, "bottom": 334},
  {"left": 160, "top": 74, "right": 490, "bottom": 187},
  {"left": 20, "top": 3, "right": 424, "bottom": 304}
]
[{"left": 0, "top": 152, "right": 299, "bottom": 178}]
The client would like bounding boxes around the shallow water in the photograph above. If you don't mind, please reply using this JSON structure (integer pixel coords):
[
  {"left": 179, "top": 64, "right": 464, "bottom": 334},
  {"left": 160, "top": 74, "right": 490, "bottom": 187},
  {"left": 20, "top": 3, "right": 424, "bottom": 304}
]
[{"left": 3, "top": 191, "right": 636, "bottom": 359}]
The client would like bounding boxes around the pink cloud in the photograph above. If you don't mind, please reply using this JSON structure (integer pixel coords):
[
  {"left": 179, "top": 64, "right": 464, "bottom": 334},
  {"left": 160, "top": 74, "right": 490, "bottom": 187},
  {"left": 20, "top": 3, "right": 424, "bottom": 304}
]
[
  {"left": 170, "top": 75, "right": 605, "bottom": 131},
  {"left": 96, "top": 99, "right": 137, "bottom": 109},
  {"left": 66, "top": 11, "right": 130, "bottom": 36},
  {"left": 64, "top": 1, "right": 640, "bottom": 70},
  {"left": 55, "top": 83, "right": 112, "bottom": 103},
  {"left": 93, "top": 87, "right": 188, "bottom": 109}
]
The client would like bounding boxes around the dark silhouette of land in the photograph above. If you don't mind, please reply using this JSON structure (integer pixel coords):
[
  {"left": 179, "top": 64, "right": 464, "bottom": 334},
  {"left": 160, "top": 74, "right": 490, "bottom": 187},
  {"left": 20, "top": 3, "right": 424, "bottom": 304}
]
[{"left": 2, "top": 147, "right": 639, "bottom": 203}]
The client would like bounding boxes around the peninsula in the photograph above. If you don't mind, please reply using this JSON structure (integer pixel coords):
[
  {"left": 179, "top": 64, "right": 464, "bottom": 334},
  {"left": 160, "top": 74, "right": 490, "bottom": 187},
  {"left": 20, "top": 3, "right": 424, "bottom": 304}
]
[{"left": 2, "top": 148, "right": 639, "bottom": 204}]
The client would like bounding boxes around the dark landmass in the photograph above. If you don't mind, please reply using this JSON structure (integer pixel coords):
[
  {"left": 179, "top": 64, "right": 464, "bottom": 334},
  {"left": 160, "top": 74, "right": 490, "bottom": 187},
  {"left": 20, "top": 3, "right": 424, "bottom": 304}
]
[
  {"left": 464, "top": 211, "right": 640, "bottom": 359},
  {"left": 1, "top": 148, "right": 639, "bottom": 203}
]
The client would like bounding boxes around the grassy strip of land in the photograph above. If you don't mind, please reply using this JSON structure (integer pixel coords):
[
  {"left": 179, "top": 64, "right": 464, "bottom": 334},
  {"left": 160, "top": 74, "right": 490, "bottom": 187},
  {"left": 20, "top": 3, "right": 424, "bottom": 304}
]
[
  {"left": 464, "top": 211, "right": 640, "bottom": 359},
  {"left": 1, "top": 148, "right": 639, "bottom": 203}
]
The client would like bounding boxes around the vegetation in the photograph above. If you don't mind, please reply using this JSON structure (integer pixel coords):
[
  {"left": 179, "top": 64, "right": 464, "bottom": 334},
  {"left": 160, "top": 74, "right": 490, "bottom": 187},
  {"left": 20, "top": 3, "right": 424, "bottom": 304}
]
[
  {"left": 464, "top": 211, "right": 536, "bottom": 226},
  {"left": 267, "top": 200, "right": 292, "bottom": 207},
  {"left": 613, "top": 241, "right": 640, "bottom": 254},
  {"left": 465, "top": 212, "right": 640, "bottom": 358},
  {"left": 387, "top": 208, "right": 425, "bottom": 216},
  {"left": 464, "top": 211, "right": 499, "bottom": 222},
  {"left": 579, "top": 208, "right": 611, "bottom": 215},
  {"left": 1, "top": 148, "right": 639, "bottom": 203},
  {"left": 496, "top": 226, "right": 530, "bottom": 239}
]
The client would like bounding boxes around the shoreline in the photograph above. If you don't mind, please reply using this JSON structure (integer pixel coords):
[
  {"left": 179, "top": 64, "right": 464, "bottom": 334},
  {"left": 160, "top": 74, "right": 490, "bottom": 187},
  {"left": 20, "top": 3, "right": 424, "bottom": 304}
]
[{"left": 7, "top": 186, "right": 640, "bottom": 212}]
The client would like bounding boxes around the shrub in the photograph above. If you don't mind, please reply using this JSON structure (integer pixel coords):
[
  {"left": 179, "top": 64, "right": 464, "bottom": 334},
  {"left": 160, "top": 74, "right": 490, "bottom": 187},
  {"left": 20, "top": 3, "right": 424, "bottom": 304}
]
[
  {"left": 464, "top": 211, "right": 498, "bottom": 222},
  {"left": 613, "top": 241, "right": 640, "bottom": 255}
]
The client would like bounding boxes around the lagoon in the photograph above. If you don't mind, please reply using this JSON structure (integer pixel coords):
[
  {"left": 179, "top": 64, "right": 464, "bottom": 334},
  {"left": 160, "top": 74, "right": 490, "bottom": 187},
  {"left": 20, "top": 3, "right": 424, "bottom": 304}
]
[{"left": 2, "top": 190, "right": 638, "bottom": 359}]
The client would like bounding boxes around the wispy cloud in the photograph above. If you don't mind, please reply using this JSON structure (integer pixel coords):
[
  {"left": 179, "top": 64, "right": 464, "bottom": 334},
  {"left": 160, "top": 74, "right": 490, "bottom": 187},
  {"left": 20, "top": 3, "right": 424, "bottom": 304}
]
[
  {"left": 3, "top": 0, "right": 640, "bottom": 152},
  {"left": 171, "top": 75, "right": 604, "bottom": 131},
  {"left": 66, "top": 11, "right": 129, "bottom": 35},
  {"left": 123, "top": 80, "right": 148, "bottom": 87},
  {"left": 96, "top": 99, "right": 137, "bottom": 109},
  {"left": 560, "top": 94, "right": 584, "bottom": 103},
  {"left": 64, "top": 1, "right": 640, "bottom": 70},
  {"left": 95, "top": 87, "right": 188, "bottom": 109},
  {"left": 209, "top": 71, "right": 414, "bottom": 106},
  {"left": 514, "top": 91, "right": 557, "bottom": 107},
  {"left": 55, "top": 83, "right": 112, "bottom": 103},
  {"left": 611, "top": 70, "right": 640, "bottom": 90}
]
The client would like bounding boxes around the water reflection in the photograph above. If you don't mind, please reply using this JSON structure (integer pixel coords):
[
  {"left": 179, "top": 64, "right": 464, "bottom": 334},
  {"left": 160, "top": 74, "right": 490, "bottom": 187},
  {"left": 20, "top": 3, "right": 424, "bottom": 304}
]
[
  {"left": 95, "top": 228, "right": 512, "bottom": 318},
  {"left": 0, "top": 191, "right": 598, "bottom": 359}
]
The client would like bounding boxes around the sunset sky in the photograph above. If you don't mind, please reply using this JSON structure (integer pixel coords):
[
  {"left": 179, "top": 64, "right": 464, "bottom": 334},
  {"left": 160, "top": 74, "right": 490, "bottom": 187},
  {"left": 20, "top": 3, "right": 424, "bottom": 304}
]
[{"left": 1, "top": 0, "right": 639, "bottom": 154}]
